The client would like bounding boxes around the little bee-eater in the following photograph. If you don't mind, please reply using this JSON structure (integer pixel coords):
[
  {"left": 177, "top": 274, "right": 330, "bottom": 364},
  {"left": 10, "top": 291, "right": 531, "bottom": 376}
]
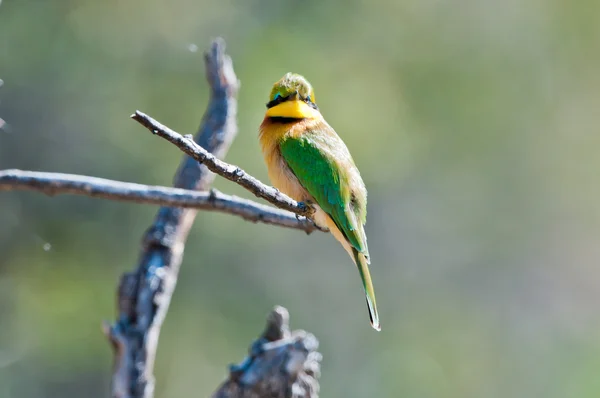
[{"left": 259, "top": 73, "right": 380, "bottom": 331}]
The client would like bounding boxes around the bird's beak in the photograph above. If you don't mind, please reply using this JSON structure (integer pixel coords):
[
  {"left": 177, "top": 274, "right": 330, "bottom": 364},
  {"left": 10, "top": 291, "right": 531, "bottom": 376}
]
[{"left": 265, "top": 94, "right": 321, "bottom": 119}]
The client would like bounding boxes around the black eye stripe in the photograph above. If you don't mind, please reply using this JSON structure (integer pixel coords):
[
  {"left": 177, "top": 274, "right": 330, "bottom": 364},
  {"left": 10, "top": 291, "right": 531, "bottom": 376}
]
[
  {"left": 266, "top": 95, "right": 285, "bottom": 108},
  {"left": 302, "top": 95, "right": 319, "bottom": 110},
  {"left": 265, "top": 93, "right": 319, "bottom": 110}
]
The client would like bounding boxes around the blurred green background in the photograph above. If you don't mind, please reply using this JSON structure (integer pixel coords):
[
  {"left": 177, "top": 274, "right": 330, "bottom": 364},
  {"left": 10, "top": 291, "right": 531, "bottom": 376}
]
[{"left": 1, "top": 0, "right": 600, "bottom": 397}]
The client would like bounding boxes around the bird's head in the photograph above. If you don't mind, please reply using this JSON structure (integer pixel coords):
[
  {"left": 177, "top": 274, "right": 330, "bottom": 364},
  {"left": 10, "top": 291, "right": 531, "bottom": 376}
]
[{"left": 265, "top": 73, "right": 320, "bottom": 119}]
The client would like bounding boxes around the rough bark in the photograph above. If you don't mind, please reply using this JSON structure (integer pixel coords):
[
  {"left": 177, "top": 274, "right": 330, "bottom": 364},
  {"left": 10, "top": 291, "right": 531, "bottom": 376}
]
[
  {"left": 0, "top": 169, "right": 319, "bottom": 233},
  {"left": 103, "top": 38, "right": 240, "bottom": 398},
  {"left": 212, "top": 307, "right": 321, "bottom": 398},
  {"left": 0, "top": 38, "right": 323, "bottom": 398}
]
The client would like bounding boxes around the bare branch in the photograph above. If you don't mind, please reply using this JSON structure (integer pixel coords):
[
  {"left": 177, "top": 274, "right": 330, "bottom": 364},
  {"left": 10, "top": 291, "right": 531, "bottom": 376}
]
[
  {"left": 104, "top": 38, "right": 241, "bottom": 398},
  {"left": 131, "top": 111, "right": 315, "bottom": 219},
  {"left": 212, "top": 306, "right": 321, "bottom": 398},
  {"left": 0, "top": 169, "right": 320, "bottom": 233},
  {"left": 1, "top": 38, "right": 324, "bottom": 398}
]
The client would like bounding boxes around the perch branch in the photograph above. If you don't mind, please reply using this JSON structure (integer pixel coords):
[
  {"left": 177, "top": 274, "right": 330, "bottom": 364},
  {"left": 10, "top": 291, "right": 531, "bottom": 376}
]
[
  {"left": 102, "top": 38, "right": 241, "bottom": 398},
  {"left": 131, "top": 111, "right": 316, "bottom": 219},
  {"left": 0, "top": 38, "right": 324, "bottom": 398},
  {"left": 213, "top": 306, "right": 321, "bottom": 398},
  {"left": 0, "top": 169, "right": 320, "bottom": 233}
]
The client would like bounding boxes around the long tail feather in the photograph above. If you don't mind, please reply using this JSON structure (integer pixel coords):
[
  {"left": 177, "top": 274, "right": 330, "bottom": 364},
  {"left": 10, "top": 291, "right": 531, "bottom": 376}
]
[{"left": 352, "top": 248, "right": 380, "bottom": 331}]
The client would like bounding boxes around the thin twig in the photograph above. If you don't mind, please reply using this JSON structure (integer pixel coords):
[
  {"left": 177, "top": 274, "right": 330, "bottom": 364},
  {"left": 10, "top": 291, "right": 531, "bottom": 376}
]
[
  {"left": 0, "top": 169, "right": 320, "bottom": 233},
  {"left": 0, "top": 38, "right": 324, "bottom": 398},
  {"left": 131, "top": 111, "right": 315, "bottom": 219}
]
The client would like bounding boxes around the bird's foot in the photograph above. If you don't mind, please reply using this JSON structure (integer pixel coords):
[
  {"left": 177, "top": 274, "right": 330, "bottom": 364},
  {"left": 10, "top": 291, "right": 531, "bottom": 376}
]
[
  {"left": 295, "top": 203, "right": 305, "bottom": 220},
  {"left": 296, "top": 201, "right": 314, "bottom": 220}
]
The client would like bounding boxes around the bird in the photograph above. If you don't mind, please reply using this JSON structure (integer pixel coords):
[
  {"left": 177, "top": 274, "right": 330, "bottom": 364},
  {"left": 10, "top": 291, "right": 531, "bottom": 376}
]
[{"left": 259, "top": 72, "right": 380, "bottom": 331}]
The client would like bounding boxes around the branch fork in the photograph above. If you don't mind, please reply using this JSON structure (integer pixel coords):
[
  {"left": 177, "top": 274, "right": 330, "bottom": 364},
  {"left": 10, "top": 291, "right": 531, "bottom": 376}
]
[
  {"left": 0, "top": 38, "right": 322, "bottom": 398},
  {"left": 131, "top": 110, "right": 316, "bottom": 220}
]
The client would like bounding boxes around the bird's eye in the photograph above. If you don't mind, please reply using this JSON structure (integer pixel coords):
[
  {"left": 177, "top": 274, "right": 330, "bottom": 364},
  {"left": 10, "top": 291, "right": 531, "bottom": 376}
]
[{"left": 274, "top": 93, "right": 282, "bottom": 101}]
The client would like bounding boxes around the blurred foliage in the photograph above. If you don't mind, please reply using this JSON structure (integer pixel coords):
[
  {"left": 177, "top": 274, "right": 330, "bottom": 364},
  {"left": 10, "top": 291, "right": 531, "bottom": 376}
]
[{"left": 1, "top": 0, "right": 600, "bottom": 397}]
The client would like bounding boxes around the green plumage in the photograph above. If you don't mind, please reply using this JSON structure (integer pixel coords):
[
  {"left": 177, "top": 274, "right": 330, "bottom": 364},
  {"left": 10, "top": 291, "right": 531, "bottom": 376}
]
[
  {"left": 279, "top": 131, "right": 368, "bottom": 256},
  {"left": 278, "top": 127, "right": 379, "bottom": 330},
  {"left": 261, "top": 72, "right": 380, "bottom": 330}
]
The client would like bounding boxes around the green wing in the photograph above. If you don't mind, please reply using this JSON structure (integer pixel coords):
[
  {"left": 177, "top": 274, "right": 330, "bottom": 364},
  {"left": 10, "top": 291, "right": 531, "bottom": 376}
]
[
  {"left": 279, "top": 131, "right": 368, "bottom": 255},
  {"left": 280, "top": 130, "right": 380, "bottom": 331}
]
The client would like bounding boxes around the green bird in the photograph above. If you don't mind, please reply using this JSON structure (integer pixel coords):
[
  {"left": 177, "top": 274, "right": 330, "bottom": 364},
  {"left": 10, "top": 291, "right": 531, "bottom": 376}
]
[{"left": 259, "top": 72, "right": 380, "bottom": 331}]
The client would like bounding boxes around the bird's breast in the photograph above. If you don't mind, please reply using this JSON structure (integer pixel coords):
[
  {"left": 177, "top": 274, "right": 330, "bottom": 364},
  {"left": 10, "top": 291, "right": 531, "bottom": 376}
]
[{"left": 259, "top": 118, "right": 311, "bottom": 202}]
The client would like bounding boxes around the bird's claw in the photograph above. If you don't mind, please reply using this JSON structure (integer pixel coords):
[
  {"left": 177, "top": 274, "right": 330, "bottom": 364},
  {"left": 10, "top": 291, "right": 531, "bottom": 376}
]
[
  {"left": 297, "top": 200, "right": 314, "bottom": 216},
  {"left": 296, "top": 201, "right": 307, "bottom": 220}
]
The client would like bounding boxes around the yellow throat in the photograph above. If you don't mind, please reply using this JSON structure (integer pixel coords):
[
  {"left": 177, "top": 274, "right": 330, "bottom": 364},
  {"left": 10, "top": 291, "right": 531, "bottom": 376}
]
[{"left": 265, "top": 99, "right": 321, "bottom": 119}]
